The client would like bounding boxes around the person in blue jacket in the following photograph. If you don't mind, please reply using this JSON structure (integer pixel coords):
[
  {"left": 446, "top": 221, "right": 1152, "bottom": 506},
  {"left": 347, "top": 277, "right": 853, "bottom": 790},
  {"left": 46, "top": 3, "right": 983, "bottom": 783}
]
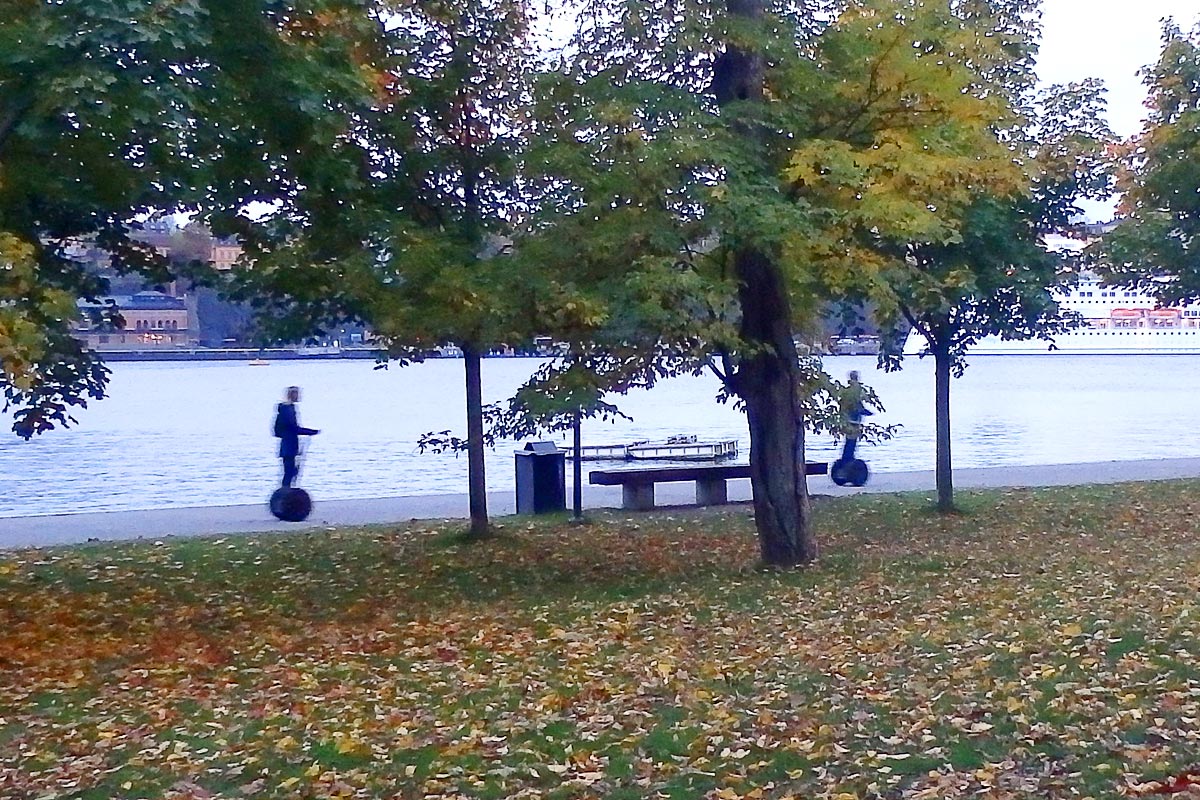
[
  {"left": 273, "top": 386, "right": 319, "bottom": 488},
  {"left": 839, "top": 370, "right": 872, "bottom": 463}
]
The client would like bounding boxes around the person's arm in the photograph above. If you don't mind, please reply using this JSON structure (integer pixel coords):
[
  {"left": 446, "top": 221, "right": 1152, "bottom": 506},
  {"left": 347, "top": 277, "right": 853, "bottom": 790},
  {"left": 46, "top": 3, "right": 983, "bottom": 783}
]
[
  {"left": 296, "top": 408, "right": 318, "bottom": 436},
  {"left": 281, "top": 404, "right": 318, "bottom": 435}
]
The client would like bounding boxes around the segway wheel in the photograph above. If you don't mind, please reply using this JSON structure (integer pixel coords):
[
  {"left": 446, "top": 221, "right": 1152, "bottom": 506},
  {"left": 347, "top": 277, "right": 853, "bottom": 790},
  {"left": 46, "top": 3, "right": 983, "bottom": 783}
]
[
  {"left": 846, "top": 458, "right": 870, "bottom": 487},
  {"left": 270, "top": 487, "right": 312, "bottom": 522},
  {"left": 831, "top": 458, "right": 869, "bottom": 487}
]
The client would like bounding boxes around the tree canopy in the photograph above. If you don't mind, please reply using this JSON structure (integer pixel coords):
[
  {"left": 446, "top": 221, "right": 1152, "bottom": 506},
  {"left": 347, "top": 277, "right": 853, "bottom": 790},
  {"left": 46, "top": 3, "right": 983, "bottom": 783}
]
[
  {"left": 845, "top": 5, "right": 1117, "bottom": 512},
  {"left": 511, "top": 0, "right": 1062, "bottom": 556},
  {"left": 0, "top": 0, "right": 383, "bottom": 436},
  {"left": 1100, "top": 19, "right": 1200, "bottom": 303}
]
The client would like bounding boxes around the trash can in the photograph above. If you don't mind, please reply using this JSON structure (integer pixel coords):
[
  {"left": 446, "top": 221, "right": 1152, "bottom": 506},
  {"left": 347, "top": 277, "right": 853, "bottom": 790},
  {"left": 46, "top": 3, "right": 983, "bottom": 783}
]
[{"left": 514, "top": 441, "right": 566, "bottom": 514}]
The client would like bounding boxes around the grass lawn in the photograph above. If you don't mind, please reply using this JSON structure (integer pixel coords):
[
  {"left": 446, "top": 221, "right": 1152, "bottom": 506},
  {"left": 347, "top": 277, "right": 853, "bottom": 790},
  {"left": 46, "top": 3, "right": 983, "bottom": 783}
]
[{"left": 3, "top": 482, "right": 1200, "bottom": 799}]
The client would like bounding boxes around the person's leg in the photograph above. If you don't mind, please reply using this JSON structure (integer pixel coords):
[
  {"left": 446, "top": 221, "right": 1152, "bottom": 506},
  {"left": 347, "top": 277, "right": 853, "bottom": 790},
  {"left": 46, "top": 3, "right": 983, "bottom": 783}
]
[
  {"left": 842, "top": 436, "right": 858, "bottom": 461},
  {"left": 282, "top": 456, "right": 297, "bottom": 488}
]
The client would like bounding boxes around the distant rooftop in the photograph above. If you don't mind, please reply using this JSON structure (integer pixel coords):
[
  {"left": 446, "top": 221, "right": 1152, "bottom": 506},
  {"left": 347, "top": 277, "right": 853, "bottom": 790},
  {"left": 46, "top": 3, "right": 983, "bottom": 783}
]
[{"left": 77, "top": 291, "right": 186, "bottom": 311}]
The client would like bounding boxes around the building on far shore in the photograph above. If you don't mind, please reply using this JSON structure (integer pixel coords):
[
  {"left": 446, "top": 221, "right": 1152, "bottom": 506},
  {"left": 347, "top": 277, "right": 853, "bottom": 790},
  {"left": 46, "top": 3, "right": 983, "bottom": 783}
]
[
  {"left": 66, "top": 220, "right": 381, "bottom": 350},
  {"left": 74, "top": 291, "right": 195, "bottom": 350},
  {"left": 210, "top": 238, "right": 242, "bottom": 270}
]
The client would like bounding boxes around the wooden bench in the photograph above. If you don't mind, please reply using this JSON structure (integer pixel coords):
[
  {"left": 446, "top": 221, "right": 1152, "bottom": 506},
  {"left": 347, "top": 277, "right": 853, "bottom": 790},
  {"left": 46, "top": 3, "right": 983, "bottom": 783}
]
[{"left": 589, "top": 462, "right": 829, "bottom": 511}]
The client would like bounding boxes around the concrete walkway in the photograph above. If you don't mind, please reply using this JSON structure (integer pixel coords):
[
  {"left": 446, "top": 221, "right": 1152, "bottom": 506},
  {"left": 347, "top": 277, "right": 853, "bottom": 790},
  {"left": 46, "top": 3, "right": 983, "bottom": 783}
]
[{"left": 4, "top": 457, "right": 1200, "bottom": 550}]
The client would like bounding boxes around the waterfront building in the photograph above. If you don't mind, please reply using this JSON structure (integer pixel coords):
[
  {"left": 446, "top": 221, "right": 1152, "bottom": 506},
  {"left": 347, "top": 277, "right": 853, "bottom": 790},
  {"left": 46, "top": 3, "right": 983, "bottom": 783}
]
[{"left": 74, "top": 291, "right": 195, "bottom": 350}]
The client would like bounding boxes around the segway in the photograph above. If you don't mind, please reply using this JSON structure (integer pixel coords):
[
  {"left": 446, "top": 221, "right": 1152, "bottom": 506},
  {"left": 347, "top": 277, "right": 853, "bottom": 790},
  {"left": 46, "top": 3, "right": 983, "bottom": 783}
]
[
  {"left": 270, "top": 442, "right": 313, "bottom": 522},
  {"left": 270, "top": 485, "right": 312, "bottom": 521},
  {"left": 830, "top": 457, "right": 870, "bottom": 487}
]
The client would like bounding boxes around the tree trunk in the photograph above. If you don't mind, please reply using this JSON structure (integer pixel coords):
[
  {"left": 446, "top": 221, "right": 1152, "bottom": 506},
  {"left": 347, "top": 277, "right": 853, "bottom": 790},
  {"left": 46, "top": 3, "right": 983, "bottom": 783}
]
[
  {"left": 734, "top": 249, "right": 817, "bottom": 566},
  {"left": 572, "top": 408, "right": 583, "bottom": 520},
  {"left": 457, "top": 102, "right": 491, "bottom": 539},
  {"left": 933, "top": 347, "right": 954, "bottom": 513},
  {"left": 714, "top": 0, "right": 816, "bottom": 565},
  {"left": 463, "top": 343, "right": 490, "bottom": 538}
]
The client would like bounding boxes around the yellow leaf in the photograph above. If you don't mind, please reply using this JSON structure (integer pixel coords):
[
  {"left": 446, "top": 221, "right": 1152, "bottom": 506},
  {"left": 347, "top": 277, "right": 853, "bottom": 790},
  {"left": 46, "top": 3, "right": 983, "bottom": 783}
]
[
  {"left": 537, "top": 691, "right": 569, "bottom": 711},
  {"left": 1062, "top": 623, "right": 1083, "bottom": 637},
  {"left": 336, "top": 736, "right": 366, "bottom": 755}
]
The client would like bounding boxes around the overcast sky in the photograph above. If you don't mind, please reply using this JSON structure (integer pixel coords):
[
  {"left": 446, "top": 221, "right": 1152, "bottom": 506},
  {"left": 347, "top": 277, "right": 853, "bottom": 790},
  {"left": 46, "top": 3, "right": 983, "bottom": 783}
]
[{"left": 1038, "top": 0, "right": 1200, "bottom": 138}]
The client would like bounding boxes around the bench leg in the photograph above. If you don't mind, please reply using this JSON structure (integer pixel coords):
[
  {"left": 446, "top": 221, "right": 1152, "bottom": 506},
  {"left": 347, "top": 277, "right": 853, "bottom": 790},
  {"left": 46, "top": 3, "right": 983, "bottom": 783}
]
[
  {"left": 622, "top": 484, "right": 654, "bottom": 511},
  {"left": 696, "top": 477, "right": 728, "bottom": 506}
]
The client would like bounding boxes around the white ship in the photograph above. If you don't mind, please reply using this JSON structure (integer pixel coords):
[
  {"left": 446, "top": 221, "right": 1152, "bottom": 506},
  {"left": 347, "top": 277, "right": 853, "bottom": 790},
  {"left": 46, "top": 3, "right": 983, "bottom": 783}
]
[
  {"left": 904, "top": 275, "right": 1200, "bottom": 355},
  {"left": 905, "top": 227, "right": 1200, "bottom": 357}
]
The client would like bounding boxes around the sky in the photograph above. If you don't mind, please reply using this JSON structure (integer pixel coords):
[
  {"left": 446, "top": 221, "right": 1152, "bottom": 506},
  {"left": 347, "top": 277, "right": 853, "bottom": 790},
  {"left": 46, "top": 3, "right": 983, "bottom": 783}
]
[{"left": 1037, "top": 0, "right": 1200, "bottom": 139}]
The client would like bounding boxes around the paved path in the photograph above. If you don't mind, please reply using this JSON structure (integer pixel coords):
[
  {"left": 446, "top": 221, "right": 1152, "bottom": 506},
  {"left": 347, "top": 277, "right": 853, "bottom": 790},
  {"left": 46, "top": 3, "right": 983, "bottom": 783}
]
[{"left": 4, "top": 457, "right": 1200, "bottom": 550}]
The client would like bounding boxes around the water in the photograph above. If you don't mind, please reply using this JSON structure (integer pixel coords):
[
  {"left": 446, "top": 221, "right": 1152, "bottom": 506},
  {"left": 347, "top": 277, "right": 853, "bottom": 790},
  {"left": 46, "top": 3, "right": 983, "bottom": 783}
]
[{"left": 3, "top": 354, "right": 1200, "bottom": 518}]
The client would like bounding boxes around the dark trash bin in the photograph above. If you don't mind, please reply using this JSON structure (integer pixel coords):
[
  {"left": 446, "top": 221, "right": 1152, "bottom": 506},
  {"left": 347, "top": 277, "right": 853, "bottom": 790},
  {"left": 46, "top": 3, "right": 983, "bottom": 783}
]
[{"left": 515, "top": 441, "right": 566, "bottom": 514}]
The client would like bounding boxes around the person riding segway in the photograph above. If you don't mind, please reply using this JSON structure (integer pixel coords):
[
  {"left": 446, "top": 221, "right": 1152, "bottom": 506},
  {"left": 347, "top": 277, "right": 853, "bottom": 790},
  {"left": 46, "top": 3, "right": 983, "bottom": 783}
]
[
  {"left": 831, "top": 370, "right": 871, "bottom": 487},
  {"left": 270, "top": 386, "right": 319, "bottom": 521}
]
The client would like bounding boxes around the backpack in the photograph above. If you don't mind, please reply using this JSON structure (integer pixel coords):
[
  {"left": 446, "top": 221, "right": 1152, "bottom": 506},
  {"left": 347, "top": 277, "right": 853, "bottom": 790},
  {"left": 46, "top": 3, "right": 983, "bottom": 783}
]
[{"left": 273, "top": 405, "right": 286, "bottom": 437}]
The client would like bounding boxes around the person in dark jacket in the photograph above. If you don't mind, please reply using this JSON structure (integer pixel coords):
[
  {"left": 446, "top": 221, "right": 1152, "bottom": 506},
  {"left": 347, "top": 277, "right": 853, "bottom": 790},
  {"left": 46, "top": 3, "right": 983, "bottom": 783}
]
[
  {"left": 839, "top": 370, "right": 872, "bottom": 462},
  {"left": 274, "top": 386, "right": 319, "bottom": 488}
]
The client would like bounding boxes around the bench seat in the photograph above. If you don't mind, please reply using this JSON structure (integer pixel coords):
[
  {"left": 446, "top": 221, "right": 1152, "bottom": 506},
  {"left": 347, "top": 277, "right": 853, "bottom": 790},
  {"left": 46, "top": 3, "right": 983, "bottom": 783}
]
[{"left": 589, "top": 462, "right": 828, "bottom": 511}]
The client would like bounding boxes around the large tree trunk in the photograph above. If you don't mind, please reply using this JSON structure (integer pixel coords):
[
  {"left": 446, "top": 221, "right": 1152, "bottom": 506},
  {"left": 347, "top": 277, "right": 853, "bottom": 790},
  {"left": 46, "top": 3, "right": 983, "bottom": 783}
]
[
  {"left": 463, "top": 343, "right": 490, "bottom": 538},
  {"left": 734, "top": 250, "right": 817, "bottom": 566},
  {"left": 715, "top": 0, "right": 816, "bottom": 565},
  {"left": 933, "top": 347, "right": 954, "bottom": 512}
]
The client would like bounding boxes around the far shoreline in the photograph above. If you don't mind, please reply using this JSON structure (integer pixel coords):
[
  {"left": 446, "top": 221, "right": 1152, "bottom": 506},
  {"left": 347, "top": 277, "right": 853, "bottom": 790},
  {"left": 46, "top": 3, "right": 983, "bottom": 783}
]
[{"left": 94, "top": 347, "right": 550, "bottom": 362}]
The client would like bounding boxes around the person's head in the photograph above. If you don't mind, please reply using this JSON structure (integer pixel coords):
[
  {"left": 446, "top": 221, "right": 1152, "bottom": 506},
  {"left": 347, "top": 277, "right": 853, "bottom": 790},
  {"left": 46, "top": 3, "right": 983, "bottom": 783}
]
[
  {"left": 285, "top": 386, "right": 301, "bottom": 403},
  {"left": 848, "top": 370, "right": 859, "bottom": 382}
]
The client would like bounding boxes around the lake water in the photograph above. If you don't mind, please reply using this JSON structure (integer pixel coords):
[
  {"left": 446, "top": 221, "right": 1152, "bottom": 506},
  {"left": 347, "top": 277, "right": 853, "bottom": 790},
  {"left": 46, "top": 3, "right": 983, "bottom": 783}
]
[{"left": 3, "top": 354, "right": 1200, "bottom": 518}]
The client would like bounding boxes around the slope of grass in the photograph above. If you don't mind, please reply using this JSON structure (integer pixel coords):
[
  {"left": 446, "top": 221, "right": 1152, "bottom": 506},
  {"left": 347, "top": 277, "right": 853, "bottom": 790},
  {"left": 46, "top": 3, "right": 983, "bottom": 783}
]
[{"left": 2, "top": 482, "right": 1199, "bottom": 799}]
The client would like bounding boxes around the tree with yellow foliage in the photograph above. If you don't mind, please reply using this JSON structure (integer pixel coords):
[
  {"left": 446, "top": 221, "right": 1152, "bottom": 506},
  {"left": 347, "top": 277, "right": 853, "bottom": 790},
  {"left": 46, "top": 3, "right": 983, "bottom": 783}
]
[{"left": 518, "top": 0, "right": 1056, "bottom": 561}]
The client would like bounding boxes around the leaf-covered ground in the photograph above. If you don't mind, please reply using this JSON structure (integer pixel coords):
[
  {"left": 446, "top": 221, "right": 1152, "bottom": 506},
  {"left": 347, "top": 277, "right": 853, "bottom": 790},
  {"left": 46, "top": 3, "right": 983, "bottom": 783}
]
[{"left": 3, "top": 482, "right": 1200, "bottom": 799}]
